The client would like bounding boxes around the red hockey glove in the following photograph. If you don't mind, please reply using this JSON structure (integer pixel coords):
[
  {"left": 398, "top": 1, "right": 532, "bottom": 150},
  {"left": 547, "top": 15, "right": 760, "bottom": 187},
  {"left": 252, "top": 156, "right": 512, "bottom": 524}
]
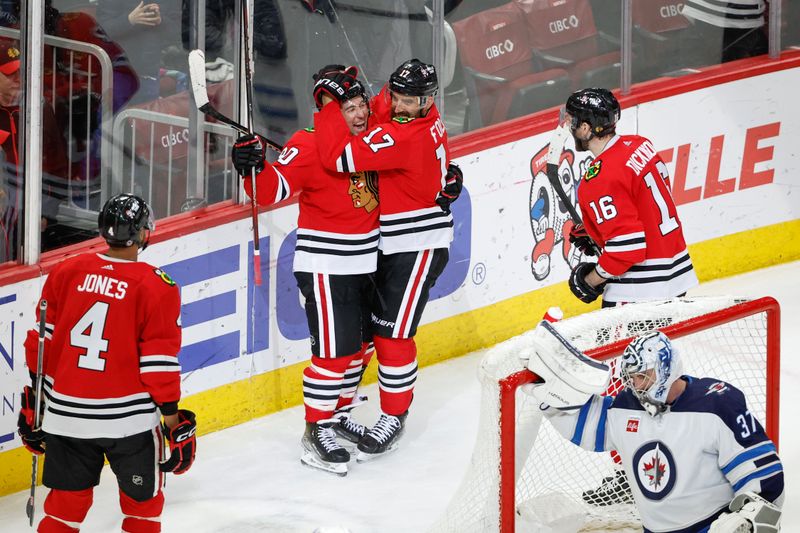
[
  {"left": 435, "top": 162, "right": 463, "bottom": 213},
  {"left": 231, "top": 134, "right": 265, "bottom": 177},
  {"left": 568, "top": 223, "right": 598, "bottom": 256},
  {"left": 160, "top": 409, "right": 197, "bottom": 475},
  {"left": 17, "top": 386, "right": 45, "bottom": 455},
  {"left": 569, "top": 262, "right": 605, "bottom": 304}
]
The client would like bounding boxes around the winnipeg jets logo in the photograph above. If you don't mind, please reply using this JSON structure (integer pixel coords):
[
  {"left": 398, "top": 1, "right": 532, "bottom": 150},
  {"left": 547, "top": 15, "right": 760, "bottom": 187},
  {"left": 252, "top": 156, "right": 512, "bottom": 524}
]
[
  {"left": 643, "top": 453, "right": 667, "bottom": 489},
  {"left": 705, "top": 382, "right": 729, "bottom": 395},
  {"left": 632, "top": 441, "right": 676, "bottom": 500}
]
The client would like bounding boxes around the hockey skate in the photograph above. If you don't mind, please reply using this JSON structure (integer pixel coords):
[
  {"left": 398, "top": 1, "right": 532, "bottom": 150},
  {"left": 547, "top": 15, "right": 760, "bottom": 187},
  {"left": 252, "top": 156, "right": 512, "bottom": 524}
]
[
  {"left": 581, "top": 469, "right": 634, "bottom": 506},
  {"left": 301, "top": 421, "right": 350, "bottom": 476},
  {"left": 332, "top": 410, "right": 367, "bottom": 447},
  {"left": 356, "top": 411, "right": 407, "bottom": 463}
]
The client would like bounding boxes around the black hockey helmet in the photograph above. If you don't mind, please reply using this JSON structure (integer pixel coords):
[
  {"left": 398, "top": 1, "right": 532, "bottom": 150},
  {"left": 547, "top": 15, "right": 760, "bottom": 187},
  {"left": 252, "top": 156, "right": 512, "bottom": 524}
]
[
  {"left": 565, "top": 88, "right": 620, "bottom": 137},
  {"left": 389, "top": 59, "right": 438, "bottom": 97},
  {"left": 98, "top": 193, "right": 155, "bottom": 248}
]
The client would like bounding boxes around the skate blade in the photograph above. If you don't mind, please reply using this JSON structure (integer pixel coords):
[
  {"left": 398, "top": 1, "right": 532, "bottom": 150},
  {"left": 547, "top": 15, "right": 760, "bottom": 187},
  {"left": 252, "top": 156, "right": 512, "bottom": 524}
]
[
  {"left": 356, "top": 443, "right": 400, "bottom": 463},
  {"left": 301, "top": 453, "right": 348, "bottom": 476}
]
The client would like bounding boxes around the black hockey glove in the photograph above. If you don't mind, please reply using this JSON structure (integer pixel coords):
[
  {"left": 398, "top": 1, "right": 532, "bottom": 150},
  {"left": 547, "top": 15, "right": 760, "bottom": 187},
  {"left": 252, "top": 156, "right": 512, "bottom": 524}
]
[
  {"left": 436, "top": 162, "right": 463, "bottom": 213},
  {"left": 231, "top": 134, "right": 265, "bottom": 177},
  {"left": 312, "top": 64, "right": 357, "bottom": 83},
  {"left": 160, "top": 409, "right": 197, "bottom": 475},
  {"left": 313, "top": 70, "right": 359, "bottom": 109},
  {"left": 569, "top": 262, "right": 605, "bottom": 304},
  {"left": 568, "top": 223, "right": 598, "bottom": 256},
  {"left": 17, "top": 386, "right": 45, "bottom": 455}
]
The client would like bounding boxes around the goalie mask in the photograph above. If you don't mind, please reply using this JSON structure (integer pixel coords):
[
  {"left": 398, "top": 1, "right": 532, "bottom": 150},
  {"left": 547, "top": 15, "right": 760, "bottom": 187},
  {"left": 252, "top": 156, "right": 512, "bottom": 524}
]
[{"left": 621, "top": 331, "right": 683, "bottom": 417}]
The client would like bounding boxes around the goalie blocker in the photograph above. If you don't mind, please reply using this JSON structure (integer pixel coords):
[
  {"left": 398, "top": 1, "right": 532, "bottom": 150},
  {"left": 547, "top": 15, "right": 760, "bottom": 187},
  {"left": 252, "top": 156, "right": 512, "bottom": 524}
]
[{"left": 523, "top": 321, "right": 610, "bottom": 409}]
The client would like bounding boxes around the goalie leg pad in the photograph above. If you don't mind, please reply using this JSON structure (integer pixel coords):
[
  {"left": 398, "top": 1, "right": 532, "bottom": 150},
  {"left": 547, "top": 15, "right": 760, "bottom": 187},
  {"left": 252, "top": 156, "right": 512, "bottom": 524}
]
[{"left": 524, "top": 321, "right": 610, "bottom": 409}]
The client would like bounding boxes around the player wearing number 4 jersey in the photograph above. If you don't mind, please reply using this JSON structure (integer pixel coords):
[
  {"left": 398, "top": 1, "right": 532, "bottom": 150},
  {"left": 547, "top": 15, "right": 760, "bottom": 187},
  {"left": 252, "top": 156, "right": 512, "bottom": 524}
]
[
  {"left": 564, "top": 88, "right": 698, "bottom": 307},
  {"left": 314, "top": 59, "right": 455, "bottom": 462},
  {"left": 17, "top": 194, "right": 196, "bottom": 533}
]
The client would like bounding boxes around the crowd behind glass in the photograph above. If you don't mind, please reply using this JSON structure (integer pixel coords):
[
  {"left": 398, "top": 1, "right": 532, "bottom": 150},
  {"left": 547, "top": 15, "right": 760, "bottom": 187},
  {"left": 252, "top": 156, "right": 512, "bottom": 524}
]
[{"left": 1, "top": 0, "right": 797, "bottom": 266}]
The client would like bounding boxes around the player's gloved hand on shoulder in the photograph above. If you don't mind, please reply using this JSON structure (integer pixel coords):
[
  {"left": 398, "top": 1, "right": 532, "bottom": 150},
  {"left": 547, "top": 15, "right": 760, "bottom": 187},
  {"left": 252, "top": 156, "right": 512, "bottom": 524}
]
[
  {"left": 313, "top": 70, "right": 358, "bottom": 109},
  {"left": 231, "top": 134, "right": 265, "bottom": 177},
  {"left": 436, "top": 162, "right": 463, "bottom": 213},
  {"left": 160, "top": 409, "right": 197, "bottom": 475},
  {"left": 569, "top": 262, "right": 605, "bottom": 304},
  {"left": 17, "top": 386, "right": 45, "bottom": 455},
  {"left": 568, "top": 223, "right": 597, "bottom": 256}
]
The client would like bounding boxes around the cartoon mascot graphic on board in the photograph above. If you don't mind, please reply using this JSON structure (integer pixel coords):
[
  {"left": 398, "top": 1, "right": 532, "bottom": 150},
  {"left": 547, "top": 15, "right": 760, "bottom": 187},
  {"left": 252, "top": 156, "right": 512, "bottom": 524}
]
[{"left": 528, "top": 144, "right": 593, "bottom": 280}]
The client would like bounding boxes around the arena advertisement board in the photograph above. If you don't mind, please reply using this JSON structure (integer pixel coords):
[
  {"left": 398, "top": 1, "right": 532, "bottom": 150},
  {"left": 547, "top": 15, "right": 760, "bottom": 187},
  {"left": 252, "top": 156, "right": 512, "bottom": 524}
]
[{"left": 0, "top": 66, "right": 798, "bottom": 464}]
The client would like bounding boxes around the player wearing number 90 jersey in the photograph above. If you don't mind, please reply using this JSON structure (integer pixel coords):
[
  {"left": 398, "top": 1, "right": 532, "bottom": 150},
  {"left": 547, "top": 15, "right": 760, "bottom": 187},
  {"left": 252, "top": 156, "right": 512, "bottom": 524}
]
[
  {"left": 567, "top": 88, "right": 698, "bottom": 305},
  {"left": 24, "top": 245, "right": 182, "bottom": 439}
]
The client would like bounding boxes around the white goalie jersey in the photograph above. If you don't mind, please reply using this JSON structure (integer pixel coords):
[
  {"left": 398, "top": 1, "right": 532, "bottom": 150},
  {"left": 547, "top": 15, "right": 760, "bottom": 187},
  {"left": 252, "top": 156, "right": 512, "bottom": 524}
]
[{"left": 544, "top": 377, "right": 784, "bottom": 533}]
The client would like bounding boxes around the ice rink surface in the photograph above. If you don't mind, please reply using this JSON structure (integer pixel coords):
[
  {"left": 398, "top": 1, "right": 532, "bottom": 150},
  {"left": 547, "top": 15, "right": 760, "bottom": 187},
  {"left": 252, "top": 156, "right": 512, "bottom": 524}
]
[{"left": 0, "top": 261, "right": 797, "bottom": 532}]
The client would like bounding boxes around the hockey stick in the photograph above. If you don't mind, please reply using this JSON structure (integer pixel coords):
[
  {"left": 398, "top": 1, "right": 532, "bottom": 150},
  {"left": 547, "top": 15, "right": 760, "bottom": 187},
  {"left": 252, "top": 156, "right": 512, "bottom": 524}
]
[
  {"left": 26, "top": 299, "right": 47, "bottom": 527},
  {"left": 545, "top": 120, "right": 602, "bottom": 256},
  {"left": 187, "top": 49, "right": 283, "bottom": 153},
  {"left": 240, "top": 0, "right": 262, "bottom": 287}
]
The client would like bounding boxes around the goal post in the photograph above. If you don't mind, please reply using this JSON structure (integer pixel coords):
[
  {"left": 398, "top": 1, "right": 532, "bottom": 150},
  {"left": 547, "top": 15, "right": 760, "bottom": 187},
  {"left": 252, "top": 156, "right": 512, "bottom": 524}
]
[{"left": 431, "top": 296, "right": 780, "bottom": 533}]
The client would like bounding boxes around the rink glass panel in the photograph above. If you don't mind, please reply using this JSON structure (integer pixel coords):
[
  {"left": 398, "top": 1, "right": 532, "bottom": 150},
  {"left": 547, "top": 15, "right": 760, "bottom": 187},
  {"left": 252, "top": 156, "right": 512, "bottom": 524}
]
[{"left": 1, "top": 0, "right": 790, "bottom": 264}]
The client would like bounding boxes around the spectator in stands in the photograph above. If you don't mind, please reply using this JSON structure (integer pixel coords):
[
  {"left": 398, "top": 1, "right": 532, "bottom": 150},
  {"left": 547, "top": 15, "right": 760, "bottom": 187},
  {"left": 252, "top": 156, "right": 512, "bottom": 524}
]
[
  {"left": 682, "top": 0, "right": 769, "bottom": 64},
  {"left": 96, "top": 1, "right": 179, "bottom": 106},
  {"left": 0, "top": 39, "right": 69, "bottom": 261}
]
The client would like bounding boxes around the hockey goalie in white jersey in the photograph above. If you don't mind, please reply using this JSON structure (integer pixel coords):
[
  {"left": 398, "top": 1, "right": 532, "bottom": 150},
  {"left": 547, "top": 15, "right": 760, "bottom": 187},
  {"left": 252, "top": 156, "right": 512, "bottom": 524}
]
[{"left": 527, "top": 324, "right": 784, "bottom": 533}]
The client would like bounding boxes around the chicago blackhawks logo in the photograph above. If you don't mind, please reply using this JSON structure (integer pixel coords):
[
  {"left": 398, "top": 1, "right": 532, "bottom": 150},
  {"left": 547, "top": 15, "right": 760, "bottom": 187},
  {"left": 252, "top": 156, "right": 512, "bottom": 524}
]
[
  {"left": 349, "top": 171, "right": 379, "bottom": 213},
  {"left": 632, "top": 440, "right": 676, "bottom": 500},
  {"left": 154, "top": 268, "right": 176, "bottom": 286}
]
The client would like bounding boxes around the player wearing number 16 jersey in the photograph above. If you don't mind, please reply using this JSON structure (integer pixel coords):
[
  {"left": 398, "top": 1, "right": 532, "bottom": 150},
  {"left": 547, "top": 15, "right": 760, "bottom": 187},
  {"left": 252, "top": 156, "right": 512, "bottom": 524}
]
[{"left": 564, "top": 88, "right": 698, "bottom": 307}]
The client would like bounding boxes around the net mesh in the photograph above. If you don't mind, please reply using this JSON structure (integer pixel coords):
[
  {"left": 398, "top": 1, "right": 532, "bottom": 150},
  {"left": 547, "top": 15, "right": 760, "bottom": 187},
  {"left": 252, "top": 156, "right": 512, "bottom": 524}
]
[{"left": 430, "top": 297, "right": 773, "bottom": 533}]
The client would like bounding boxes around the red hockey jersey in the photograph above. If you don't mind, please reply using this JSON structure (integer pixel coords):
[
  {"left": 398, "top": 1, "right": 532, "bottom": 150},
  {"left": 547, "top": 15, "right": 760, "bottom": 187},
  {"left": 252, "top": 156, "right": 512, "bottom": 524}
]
[
  {"left": 243, "top": 128, "right": 379, "bottom": 274},
  {"left": 577, "top": 135, "right": 698, "bottom": 303},
  {"left": 24, "top": 253, "right": 182, "bottom": 439},
  {"left": 314, "top": 86, "right": 453, "bottom": 254}
]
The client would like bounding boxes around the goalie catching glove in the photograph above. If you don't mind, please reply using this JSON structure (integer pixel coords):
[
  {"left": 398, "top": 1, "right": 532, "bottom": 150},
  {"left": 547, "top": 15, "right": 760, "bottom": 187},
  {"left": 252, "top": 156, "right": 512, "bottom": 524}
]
[
  {"left": 709, "top": 492, "right": 782, "bottom": 533},
  {"left": 522, "top": 321, "right": 610, "bottom": 409},
  {"left": 17, "top": 386, "right": 45, "bottom": 455},
  {"left": 160, "top": 409, "right": 197, "bottom": 475}
]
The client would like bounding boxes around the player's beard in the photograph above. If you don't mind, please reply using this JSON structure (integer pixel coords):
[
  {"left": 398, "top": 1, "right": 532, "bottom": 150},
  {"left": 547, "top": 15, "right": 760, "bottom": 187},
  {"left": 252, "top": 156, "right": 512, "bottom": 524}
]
[{"left": 572, "top": 131, "right": 589, "bottom": 152}]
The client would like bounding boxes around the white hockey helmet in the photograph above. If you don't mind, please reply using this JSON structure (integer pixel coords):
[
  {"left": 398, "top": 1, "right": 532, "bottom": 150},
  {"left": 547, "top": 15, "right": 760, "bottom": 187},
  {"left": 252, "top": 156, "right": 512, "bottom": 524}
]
[{"left": 620, "top": 331, "right": 683, "bottom": 417}]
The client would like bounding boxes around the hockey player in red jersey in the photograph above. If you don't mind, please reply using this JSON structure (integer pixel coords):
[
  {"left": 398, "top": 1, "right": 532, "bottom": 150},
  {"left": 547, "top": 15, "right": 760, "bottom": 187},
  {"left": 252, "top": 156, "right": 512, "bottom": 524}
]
[
  {"left": 312, "top": 59, "right": 458, "bottom": 461},
  {"left": 563, "top": 88, "right": 698, "bottom": 307},
  {"left": 560, "top": 87, "right": 699, "bottom": 506},
  {"left": 231, "top": 66, "right": 379, "bottom": 476},
  {"left": 16, "top": 194, "right": 196, "bottom": 532}
]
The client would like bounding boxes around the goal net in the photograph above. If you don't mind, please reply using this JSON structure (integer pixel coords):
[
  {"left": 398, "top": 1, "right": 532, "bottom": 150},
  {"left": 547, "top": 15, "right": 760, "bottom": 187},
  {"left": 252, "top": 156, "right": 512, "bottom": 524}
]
[{"left": 431, "top": 296, "right": 780, "bottom": 533}]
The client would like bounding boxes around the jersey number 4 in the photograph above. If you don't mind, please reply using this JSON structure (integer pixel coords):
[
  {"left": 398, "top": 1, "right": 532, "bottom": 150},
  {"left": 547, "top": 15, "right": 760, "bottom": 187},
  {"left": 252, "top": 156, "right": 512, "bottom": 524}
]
[{"left": 70, "top": 302, "right": 111, "bottom": 371}]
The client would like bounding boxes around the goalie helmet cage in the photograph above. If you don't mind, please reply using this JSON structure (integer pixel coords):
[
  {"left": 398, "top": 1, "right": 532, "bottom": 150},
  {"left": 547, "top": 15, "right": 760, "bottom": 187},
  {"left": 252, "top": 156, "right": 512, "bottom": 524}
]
[{"left": 430, "top": 296, "right": 780, "bottom": 533}]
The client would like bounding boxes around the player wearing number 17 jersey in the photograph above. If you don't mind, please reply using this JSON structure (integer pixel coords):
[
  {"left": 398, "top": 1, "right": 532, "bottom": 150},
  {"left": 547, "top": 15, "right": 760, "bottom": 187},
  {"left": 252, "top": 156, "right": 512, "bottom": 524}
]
[
  {"left": 564, "top": 88, "right": 698, "bottom": 307},
  {"left": 313, "top": 59, "right": 452, "bottom": 461}
]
